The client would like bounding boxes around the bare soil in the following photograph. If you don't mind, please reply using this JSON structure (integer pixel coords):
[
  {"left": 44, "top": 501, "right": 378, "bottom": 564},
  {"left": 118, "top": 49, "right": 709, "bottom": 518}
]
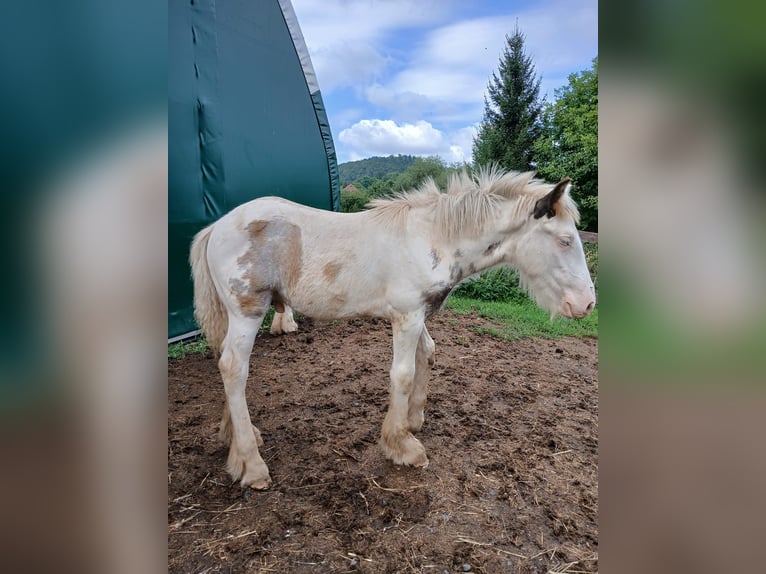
[{"left": 168, "top": 310, "right": 598, "bottom": 573}]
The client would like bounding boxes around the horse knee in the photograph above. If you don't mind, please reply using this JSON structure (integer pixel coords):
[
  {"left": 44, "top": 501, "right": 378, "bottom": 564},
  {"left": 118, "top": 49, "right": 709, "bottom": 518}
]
[{"left": 218, "top": 349, "right": 247, "bottom": 385}]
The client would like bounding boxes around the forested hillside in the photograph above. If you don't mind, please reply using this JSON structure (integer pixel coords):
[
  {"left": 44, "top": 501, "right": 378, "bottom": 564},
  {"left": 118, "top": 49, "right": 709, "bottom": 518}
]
[{"left": 338, "top": 155, "right": 417, "bottom": 185}]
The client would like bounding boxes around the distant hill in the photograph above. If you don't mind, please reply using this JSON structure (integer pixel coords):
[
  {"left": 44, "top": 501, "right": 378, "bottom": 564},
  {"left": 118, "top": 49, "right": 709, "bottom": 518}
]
[{"left": 338, "top": 155, "right": 417, "bottom": 185}]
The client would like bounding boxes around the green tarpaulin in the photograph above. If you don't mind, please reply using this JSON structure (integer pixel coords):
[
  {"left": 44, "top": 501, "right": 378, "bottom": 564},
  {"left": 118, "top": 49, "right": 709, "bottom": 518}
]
[{"left": 169, "top": 0, "right": 339, "bottom": 339}]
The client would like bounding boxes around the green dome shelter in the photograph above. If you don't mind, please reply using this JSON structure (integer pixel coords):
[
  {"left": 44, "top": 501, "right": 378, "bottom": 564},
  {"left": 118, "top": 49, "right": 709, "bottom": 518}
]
[{"left": 169, "top": 0, "right": 339, "bottom": 340}]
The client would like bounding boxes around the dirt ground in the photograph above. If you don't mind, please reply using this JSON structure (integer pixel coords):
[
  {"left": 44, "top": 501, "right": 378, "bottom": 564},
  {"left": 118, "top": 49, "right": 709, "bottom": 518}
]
[{"left": 168, "top": 310, "right": 598, "bottom": 573}]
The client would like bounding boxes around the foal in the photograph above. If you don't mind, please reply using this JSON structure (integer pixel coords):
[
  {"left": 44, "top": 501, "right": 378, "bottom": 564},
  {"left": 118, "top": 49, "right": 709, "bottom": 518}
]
[{"left": 190, "top": 168, "right": 595, "bottom": 488}]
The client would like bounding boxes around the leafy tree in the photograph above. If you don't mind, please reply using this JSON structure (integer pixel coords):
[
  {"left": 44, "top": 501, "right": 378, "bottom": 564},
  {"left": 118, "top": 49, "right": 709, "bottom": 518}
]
[
  {"left": 532, "top": 58, "right": 598, "bottom": 230},
  {"left": 473, "top": 23, "right": 543, "bottom": 171},
  {"left": 338, "top": 154, "right": 417, "bottom": 185},
  {"left": 393, "top": 156, "right": 450, "bottom": 191},
  {"left": 366, "top": 176, "right": 396, "bottom": 198},
  {"left": 354, "top": 175, "right": 376, "bottom": 190}
]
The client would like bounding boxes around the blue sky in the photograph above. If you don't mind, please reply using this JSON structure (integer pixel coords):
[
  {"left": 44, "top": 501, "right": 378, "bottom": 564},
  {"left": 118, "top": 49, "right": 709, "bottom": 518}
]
[{"left": 290, "top": 0, "right": 597, "bottom": 164}]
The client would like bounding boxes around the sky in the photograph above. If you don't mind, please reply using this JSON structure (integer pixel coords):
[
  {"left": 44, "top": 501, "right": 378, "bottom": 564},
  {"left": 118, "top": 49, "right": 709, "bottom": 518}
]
[{"left": 289, "top": 0, "right": 598, "bottom": 165}]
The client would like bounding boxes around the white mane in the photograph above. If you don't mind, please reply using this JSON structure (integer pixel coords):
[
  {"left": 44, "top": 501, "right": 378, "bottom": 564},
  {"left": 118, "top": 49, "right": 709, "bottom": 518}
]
[{"left": 368, "top": 166, "right": 580, "bottom": 239}]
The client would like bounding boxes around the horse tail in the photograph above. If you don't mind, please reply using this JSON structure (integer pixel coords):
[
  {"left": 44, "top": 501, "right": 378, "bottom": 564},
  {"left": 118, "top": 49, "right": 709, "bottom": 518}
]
[{"left": 190, "top": 224, "right": 228, "bottom": 354}]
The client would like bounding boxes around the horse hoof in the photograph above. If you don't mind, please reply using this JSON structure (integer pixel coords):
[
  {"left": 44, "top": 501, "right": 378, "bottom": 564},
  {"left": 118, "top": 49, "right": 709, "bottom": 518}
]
[
  {"left": 412, "top": 453, "right": 429, "bottom": 468},
  {"left": 242, "top": 472, "right": 272, "bottom": 490},
  {"left": 239, "top": 459, "right": 272, "bottom": 489},
  {"left": 246, "top": 477, "right": 272, "bottom": 490}
]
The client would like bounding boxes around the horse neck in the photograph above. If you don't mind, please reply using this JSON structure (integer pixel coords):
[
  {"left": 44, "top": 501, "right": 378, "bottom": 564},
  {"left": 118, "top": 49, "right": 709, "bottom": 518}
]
[{"left": 439, "top": 218, "right": 524, "bottom": 287}]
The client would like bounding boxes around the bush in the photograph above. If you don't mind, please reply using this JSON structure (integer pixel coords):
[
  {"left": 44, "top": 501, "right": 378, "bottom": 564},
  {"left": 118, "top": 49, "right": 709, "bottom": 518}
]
[
  {"left": 452, "top": 267, "right": 528, "bottom": 303},
  {"left": 340, "top": 189, "right": 371, "bottom": 213}
]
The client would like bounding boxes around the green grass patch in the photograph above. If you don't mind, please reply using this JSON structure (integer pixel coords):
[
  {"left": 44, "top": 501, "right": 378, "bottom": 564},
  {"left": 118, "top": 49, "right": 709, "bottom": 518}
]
[
  {"left": 446, "top": 295, "right": 598, "bottom": 340},
  {"left": 168, "top": 337, "right": 208, "bottom": 359}
]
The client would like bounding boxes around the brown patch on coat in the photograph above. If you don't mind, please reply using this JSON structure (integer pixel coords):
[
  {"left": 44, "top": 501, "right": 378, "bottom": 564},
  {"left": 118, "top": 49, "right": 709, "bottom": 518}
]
[
  {"left": 229, "top": 278, "right": 270, "bottom": 317},
  {"left": 236, "top": 218, "right": 304, "bottom": 313},
  {"left": 283, "top": 228, "right": 303, "bottom": 291},
  {"left": 322, "top": 261, "right": 342, "bottom": 283},
  {"left": 246, "top": 220, "right": 269, "bottom": 235}
]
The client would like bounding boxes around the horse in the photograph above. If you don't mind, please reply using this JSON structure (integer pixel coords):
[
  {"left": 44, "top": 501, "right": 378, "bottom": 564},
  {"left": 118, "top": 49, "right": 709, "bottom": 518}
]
[{"left": 189, "top": 167, "right": 595, "bottom": 489}]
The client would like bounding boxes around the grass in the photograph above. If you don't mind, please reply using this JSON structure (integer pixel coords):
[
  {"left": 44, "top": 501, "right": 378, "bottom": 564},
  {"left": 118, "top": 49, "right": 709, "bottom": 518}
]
[
  {"left": 168, "top": 337, "right": 208, "bottom": 359},
  {"left": 446, "top": 295, "right": 598, "bottom": 340}
]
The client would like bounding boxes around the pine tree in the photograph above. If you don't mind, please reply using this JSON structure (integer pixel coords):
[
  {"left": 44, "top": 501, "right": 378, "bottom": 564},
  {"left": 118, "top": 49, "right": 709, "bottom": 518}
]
[{"left": 472, "top": 23, "right": 543, "bottom": 171}]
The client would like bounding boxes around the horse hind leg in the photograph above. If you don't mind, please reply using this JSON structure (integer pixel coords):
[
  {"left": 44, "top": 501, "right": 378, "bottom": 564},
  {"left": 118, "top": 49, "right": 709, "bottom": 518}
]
[
  {"left": 269, "top": 303, "right": 298, "bottom": 335},
  {"left": 219, "top": 312, "right": 272, "bottom": 489},
  {"left": 408, "top": 326, "right": 435, "bottom": 433}
]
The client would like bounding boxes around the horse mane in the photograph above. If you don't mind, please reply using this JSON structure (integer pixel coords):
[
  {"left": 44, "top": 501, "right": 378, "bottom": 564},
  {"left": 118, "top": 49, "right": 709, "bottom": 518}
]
[{"left": 367, "top": 166, "right": 580, "bottom": 239}]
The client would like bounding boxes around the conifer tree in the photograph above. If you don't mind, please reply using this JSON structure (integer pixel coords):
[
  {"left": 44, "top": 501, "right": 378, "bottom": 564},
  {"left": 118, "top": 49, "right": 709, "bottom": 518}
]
[{"left": 472, "top": 23, "right": 543, "bottom": 171}]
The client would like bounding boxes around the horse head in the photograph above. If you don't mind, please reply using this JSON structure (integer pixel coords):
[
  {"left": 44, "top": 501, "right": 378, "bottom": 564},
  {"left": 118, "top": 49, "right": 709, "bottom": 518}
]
[{"left": 510, "top": 178, "right": 596, "bottom": 319}]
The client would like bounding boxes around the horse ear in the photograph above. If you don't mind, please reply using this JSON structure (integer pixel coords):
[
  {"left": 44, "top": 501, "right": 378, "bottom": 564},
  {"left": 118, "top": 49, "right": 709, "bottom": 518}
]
[{"left": 533, "top": 178, "right": 571, "bottom": 219}]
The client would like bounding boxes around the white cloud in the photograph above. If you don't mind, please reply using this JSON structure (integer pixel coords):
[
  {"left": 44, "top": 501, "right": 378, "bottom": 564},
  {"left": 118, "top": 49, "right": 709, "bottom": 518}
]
[
  {"left": 339, "top": 119, "right": 444, "bottom": 156},
  {"left": 338, "top": 119, "right": 477, "bottom": 164},
  {"left": 311, "top": 42, "right": 389, "bottom": 92},
  {"left": 448, "top": 125, "right": 479, "bottom": 164},
  {"left": 364, "top": 84, "right": 460, "bottom": 123},
  {"left": 291, "top": 0, "right": 451, "bottom": 93}
]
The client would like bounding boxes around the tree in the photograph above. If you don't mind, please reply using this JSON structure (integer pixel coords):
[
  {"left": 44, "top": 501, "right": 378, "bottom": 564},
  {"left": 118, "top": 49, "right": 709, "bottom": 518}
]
[
  {"left": 393, "top": 156, "right": 450, "bottom": 191},
  {"left": 472, "top": 23, "right": 543, "bottom": 171},
  {"left": 340, "top": 188, "right": 371, "bottom": 213},
  {"left": 532, "top": 58, "right": 598, "bottom": 231},
  {"left": 366, "top": 176, "right": 396, "bottom": 198}
]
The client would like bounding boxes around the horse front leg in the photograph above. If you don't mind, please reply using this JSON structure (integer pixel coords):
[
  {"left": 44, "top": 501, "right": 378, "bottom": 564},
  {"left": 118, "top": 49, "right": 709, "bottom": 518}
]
[
  {"left": 380, "top": 312, "right": 429, "bottom": 467},
  {"left": 408, "top": 326, "right": 435, "bottom": 433},
  {"left": 219, "top": 314, "right": 272, "bottom": 489}
]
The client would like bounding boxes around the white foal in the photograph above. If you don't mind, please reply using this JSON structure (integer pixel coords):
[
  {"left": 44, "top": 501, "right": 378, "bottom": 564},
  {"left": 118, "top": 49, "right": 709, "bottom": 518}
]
[{"left": 190, "top": 168, "right": 595, "bottom": 488}]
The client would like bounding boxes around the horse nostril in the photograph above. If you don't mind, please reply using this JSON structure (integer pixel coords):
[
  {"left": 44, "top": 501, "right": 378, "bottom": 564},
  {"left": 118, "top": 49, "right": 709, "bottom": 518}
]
[{"left": 586, "top": 301, "right": 595, "bottom": 312}]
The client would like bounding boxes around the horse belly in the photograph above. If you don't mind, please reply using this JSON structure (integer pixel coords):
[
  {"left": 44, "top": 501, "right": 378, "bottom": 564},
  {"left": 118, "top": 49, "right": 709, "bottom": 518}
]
[{"left": 288, "top": 287, "right": 387, "bottom": 320}]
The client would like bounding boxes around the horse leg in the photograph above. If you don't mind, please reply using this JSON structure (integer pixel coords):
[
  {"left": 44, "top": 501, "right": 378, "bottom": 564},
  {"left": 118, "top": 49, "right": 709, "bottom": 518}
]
[
  {"left": 380, "top": 312, "right": 429, "bottom": 467},
  {"left": 408, "top": 326, "right": 435, "bottom": 433},
  {"left": 269, "top": 304, "right": 298, "bottom": 335},
  {"left": 219, "top": 403, "right": 263, "bottom": 447},
  {"left": 219, "top": 313, "right": 272, "bottom": 489}
]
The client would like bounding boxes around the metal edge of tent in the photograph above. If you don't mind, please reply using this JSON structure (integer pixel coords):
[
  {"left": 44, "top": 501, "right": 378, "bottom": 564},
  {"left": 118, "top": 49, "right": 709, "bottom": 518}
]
[
  {"left": 277, "top": 0, "right": 341, "bottom": 212},
  {"left": 168, "top": 329, "right": 201, "bottom": 344}
]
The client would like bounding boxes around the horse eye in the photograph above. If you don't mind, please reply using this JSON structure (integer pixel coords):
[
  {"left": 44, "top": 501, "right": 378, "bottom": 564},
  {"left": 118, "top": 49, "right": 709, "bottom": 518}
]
[{"left": 559, "top": 237, "right": 571, "bottom": 247}]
